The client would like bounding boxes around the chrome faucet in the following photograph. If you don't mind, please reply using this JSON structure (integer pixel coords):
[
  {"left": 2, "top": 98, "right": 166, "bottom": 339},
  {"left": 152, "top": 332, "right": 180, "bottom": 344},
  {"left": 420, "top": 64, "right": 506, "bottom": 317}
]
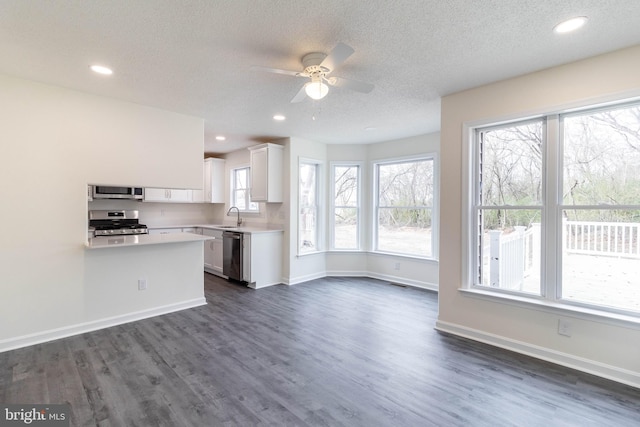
[{"left": 227, "top": 206, "right": 243, "bottom": 227}]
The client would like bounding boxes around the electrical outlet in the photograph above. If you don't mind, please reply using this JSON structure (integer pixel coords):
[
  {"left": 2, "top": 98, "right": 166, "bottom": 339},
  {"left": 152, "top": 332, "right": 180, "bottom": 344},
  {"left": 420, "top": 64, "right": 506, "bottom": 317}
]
[
  {"left": 558, "top": 319, "right": 572, "bottom": 337},
  {"left": 138, "top": 279, "right": 147, "bottom": 291},
  {"left": 160, "top": 209, "right": 166, "bottom": 217},
  {"left": 394, "top": 262, "right": 401, "bottom": 270}
]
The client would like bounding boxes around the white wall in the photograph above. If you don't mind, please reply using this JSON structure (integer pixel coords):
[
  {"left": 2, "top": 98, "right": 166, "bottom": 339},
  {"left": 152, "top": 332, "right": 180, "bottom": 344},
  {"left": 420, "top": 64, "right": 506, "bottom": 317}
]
[
  {"left": 0, "top": 74, "right": 205, "bottom": 351},
  {"left": 438, "top": 45, "right": 640, "bottom": 387}
]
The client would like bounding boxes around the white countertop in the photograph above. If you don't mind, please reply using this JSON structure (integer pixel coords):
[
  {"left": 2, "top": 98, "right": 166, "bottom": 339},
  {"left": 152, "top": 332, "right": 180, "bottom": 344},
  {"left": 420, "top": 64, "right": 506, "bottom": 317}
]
[
  {"left": 149, "top": 224, "right": 284, "bottom": 234},
  {"left": 86, "top": 232, "right": 213, "bottom": 249}
]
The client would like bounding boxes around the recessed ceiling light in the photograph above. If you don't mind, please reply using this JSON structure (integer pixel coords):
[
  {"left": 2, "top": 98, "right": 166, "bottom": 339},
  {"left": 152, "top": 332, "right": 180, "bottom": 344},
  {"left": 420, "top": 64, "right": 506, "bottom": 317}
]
[
  {"left": 89, "top": 65, "right": 113, "bottom": 75},
  {"left": 553, "top": 16, "right": 588, "bottom": 34},
  {"left": 215, "top": 135, "right": 226, "bottom": 141},
  {"left": 365, "top": 127, "right": 377, "bottom": 131},
  {"left": 273, "top": 115, "right": 286, "bottom": 121}
]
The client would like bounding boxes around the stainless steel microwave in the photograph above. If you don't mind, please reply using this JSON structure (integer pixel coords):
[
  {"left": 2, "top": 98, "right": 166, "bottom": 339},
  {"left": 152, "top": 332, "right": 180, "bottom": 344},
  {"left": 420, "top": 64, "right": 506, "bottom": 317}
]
[{"left": 92, "top": 185, "right": 144, "bottom": 200}]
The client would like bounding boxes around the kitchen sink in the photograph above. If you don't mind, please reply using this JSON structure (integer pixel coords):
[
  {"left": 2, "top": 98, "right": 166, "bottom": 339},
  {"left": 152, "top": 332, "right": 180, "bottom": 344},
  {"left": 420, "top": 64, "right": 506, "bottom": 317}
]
[{"left": 215, "top": 225, "right": 238, "bottom": 229}]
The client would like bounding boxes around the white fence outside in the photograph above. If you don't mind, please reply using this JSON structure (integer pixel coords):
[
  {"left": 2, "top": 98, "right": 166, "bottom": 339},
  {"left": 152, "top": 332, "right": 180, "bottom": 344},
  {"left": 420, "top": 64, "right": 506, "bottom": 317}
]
[
  {"left": 489, "top": 224, "right": 539, "bottom": 290},
  {"left": 564, "top": 220, "right": 640, "bottom": 259},
  {"left": 488, "top": 220, "right": 640, "bottom": 290}
]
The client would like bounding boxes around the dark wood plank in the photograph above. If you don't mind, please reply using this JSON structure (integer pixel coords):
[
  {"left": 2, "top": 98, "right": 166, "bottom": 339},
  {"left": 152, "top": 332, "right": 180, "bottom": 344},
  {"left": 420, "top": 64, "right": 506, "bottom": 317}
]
[{"left": 1, "top": 275, "right": 639, "bottom": 426}]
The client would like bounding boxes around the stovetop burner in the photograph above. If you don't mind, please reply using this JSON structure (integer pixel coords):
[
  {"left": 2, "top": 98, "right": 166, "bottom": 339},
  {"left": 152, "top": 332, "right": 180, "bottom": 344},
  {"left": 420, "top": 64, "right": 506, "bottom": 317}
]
[{"left": 89, "top": 210, "right": 148, "bottom": 237}]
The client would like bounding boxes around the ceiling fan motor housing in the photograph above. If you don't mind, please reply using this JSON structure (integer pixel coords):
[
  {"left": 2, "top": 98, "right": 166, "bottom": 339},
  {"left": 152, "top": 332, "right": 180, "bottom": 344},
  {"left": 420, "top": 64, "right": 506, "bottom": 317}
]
[{"left": 301, "top": 52, "right": 329, "bottom": 76}]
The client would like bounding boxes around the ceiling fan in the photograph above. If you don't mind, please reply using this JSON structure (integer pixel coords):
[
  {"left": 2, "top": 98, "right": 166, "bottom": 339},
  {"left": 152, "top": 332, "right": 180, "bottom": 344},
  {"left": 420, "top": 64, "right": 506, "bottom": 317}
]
[{"left": 253, "top": 42, "right": 374, "bottom": 103}]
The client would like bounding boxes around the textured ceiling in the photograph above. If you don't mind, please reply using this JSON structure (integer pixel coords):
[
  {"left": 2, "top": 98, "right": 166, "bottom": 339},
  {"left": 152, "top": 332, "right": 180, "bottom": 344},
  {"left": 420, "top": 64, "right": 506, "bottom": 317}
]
[{"left": 1, "top": 1, "right": 640, "bottom": 154}]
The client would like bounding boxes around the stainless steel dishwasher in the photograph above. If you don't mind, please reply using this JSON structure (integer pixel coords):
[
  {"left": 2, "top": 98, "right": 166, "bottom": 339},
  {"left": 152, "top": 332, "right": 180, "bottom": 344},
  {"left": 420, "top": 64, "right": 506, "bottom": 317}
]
[{"left": 222, "top": 231, "right": 243, "bottom": 281}]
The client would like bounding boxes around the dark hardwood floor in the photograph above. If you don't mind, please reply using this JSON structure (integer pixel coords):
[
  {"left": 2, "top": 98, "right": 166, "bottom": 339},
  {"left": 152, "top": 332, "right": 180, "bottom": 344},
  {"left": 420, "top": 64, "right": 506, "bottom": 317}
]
[{"left": 1, "top": 275, "right": 639, "bottom": 426}]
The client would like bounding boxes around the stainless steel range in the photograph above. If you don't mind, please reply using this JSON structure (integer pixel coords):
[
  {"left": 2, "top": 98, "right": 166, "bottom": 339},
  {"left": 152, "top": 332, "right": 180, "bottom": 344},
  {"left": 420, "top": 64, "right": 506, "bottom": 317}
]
[{"left": 88, "top": 210, "right": 148, "bottom": 237}]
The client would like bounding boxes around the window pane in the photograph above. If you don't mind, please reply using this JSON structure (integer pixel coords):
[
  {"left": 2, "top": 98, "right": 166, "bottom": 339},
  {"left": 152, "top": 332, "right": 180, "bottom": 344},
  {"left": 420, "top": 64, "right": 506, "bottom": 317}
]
[
  {"left": 377, "top": 208, "right": 431, "bottom": 257},
  {"left": 236, "top": 168, "right": 247, "bottom": 189},
  {"left": 479, "top": 121, "right": 543, "bottom": 206},
  {"left": 334, "top": 207, "right": 357, "bottom": 249},
  {"left": 300, "top": 206, "right": 317, "bottom": 251},
  {"left": 299, "top": 163, "right": 318, "bottom": 253},
  {"left": 563, "top": 105, "right": 640, "bottom": 206},
  {"left": 300, "top": 164, "right": 316, "bottom": 208},
  {"left": 477, "top": 209, "right": 541, "bottom": 295},
  {"left": 235, "top": 190, "right": 247, "bottom": 210},
  {"left": 561, "top": 209, "right": 640, "bottom": 312},
  {"left": 379, "top": 160, "right": 433, "bottom": 207},
  {"left": 231, "top": 167, "right": 258, "bottom": 212},
  {"left": 334, "top": 166, "right": 358, "bottom": 206}
]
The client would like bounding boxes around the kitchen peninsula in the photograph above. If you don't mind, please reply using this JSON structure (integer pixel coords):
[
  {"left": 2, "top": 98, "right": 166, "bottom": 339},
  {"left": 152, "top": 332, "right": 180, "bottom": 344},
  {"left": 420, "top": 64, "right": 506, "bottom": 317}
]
[{"left": 85, "top": 231, "right": 213, "bottom": 249}]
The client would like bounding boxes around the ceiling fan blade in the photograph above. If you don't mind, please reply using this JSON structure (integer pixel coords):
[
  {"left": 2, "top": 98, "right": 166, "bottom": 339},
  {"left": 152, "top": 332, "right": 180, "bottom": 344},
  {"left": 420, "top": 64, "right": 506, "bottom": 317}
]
[
  {"left": 290, "top": 84, "right": 308, "bottom": 103},
  {"left": 251, "top": 65, "right": 302, "bottom": 77},
  {"left": 327, "top": 76, "right": 374, "bottom": 93},
  {"left": 320, "top": 42, "right": 354, "bottom": 72}
]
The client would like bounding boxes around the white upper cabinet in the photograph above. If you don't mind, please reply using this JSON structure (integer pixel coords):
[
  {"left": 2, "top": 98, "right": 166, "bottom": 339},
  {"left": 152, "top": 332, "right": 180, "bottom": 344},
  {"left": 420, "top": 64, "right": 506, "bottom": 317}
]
[
  {"left": 144, "top": 188, "right": 192, "bottom": 203},
  {"left": 248, "top": 143, "right": 283, "bottom": 203},
  {"left": 204, "top": 158, "right": 225, "bottom": 203}
]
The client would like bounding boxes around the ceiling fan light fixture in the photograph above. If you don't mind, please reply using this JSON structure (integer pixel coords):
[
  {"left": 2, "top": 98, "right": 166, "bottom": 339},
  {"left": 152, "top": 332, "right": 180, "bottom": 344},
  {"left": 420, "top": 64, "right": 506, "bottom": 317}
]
[{"left": 305, "top": 79, "right": 329, "bottom": 100}]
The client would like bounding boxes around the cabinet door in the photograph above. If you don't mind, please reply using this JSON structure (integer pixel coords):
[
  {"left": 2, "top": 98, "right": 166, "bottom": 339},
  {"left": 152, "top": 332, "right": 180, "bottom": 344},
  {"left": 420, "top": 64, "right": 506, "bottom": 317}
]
[
  {"left": 210, "top": 159, "right": 225, "bottom": 203},
  {"left": 212, "top": 238, "right": 224, "bottom": 273},
  {"left": 250, "top": 148, "right": 268, "bottom": 201},
  {"left": 204, "top": 240, "right": 215, "bottom": 270},
  {"left": 144, "top": 188, "right": 169, "bottom": 202},
  {"left": 167, "top": 189, "right": 191, "bottom": 202},
  {"left": 191, "top": 186, "right": 204, "bottom": 203},
  {"left": 202, "top": 229, "right": 223, "bottom": 273},
  {"left": 204, "top": 158, "right": 225, "bottom": 203}
]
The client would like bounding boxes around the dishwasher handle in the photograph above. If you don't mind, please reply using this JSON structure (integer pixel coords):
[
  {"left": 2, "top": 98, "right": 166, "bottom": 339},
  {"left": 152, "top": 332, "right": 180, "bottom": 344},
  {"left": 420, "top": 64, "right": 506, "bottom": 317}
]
[{"left": 223, "top": 231, "right": 242, "bottom": 239}]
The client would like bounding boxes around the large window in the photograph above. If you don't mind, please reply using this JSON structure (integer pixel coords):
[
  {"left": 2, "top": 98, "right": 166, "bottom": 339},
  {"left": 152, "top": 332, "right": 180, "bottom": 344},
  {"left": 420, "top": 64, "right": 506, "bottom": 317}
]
[
  {"left": 470, "top": 101, "right": 640, "bottom": 315},
  {"left": 299, "top": 160, "right": 320, "bottom": 253},
  {"left": 231, "top": 167, "right": 258, "bottom": 212},
  {"left": 374, "top": 157, "right": 435, "bottom": 258},
  {"left": 330, "top": 163, "right": 360, "bottom": 250},
  {"left": 474, "top": 120, "right": 543, "bottom": 295}
]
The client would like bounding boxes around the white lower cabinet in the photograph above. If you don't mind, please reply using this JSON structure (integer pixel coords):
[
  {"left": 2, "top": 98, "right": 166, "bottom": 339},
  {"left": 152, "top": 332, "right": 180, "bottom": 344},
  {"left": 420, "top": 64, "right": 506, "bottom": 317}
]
[
  {"left": 203, "top": 228, "right": 224, "bottom": 276},
  {"left": 243, "top": 232, "right": 283, "bottom": 289}
]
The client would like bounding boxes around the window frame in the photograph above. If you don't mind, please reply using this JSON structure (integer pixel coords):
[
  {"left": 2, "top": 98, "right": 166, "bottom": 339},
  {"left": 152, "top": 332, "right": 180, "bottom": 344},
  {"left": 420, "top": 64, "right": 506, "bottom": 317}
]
[
  {"left": 298, "top": 158, "right": 323, "bottom": 255},
  {"left": 230, "top": 166, "right": 259, "bottom": 213},
  {"left": 464, "top": 99, "right": 640, "bottom": 320},
  {"left": 470, "top": 117, "right": 547, "bottom": 298},
  {"left": 329, "top": 161, "right": 362, "bottom": 251},
  {"left": 372, "top": 154, "right": 438, "bottom": 260}
]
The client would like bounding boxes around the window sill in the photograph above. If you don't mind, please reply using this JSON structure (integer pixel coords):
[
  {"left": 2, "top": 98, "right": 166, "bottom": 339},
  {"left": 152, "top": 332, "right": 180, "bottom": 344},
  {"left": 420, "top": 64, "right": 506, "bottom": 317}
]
[
  {"left": 297, "top": 250, "right": 324, "bottom": 258},
  {"left": 459, "top": 287, "right": 640, "bottom": 330}
]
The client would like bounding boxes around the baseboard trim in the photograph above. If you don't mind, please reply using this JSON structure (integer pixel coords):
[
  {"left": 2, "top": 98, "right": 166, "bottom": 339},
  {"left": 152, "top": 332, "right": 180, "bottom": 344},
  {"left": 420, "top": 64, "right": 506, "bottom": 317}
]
[
  {"left": 284, "top": 271, "right": 439, "bottom": 292},
  {"left": 326, "top": 270, "right": 438, "bottom": 291},
  {"left": 435, "top": 320, "right": 640, "bottom": 389},
  {"left": 0, "top": 298, "right": 207, "bottom": 353},
  {"left": 285, "top": 271, "right": 327, "bottom": 286},
  {"left": 366, "top": 272, "right": 438, "bottom": 292}
]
